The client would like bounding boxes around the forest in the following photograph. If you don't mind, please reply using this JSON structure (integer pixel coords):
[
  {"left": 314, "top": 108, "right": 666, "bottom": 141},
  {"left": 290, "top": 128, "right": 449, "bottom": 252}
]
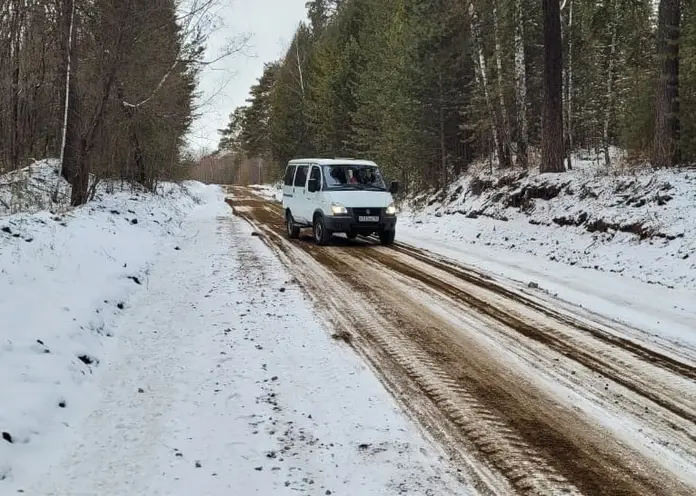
[
  {"left": 0, "top": 0, "right": 220, "bottom": 206},
  {"left": 215, "top": 0, "right": 693, "bottom": 191}
]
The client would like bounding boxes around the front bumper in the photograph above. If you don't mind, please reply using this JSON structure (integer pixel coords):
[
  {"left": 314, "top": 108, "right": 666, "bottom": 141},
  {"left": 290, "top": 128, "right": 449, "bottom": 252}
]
[{"left": 324, "top": 214, "right": 397, "bottom": 234}]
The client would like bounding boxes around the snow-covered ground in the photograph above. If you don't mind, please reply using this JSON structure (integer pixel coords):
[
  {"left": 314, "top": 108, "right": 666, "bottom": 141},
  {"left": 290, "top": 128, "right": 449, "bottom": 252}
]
[
  {"left": 401, "top": 160, "right": 696, "bottom": 292},
  {"left": 394, "top": 161, "right": 696, "bottom": 347},
  {"left": 0, "top": 163, "right": 219, "bottom": 485},
  {"left": 0, "top": 160, "right": 71, "bottom": 216},
  {"left": 1, "top": 163, "right": 464, "bottom": 494}
]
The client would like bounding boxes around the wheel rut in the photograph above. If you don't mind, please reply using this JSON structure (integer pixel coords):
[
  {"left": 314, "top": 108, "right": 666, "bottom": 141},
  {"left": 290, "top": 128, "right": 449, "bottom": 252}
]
[
  {"left": 224, "top": 188, "right": 696, "bottom": 495},
  {"left": 355, "top": 248, "right": 696, "bottom": 435}
]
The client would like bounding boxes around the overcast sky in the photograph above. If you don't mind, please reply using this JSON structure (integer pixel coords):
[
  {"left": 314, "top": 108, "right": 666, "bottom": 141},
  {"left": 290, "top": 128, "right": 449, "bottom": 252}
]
[{"left": 185, "top": 0, "right": 308, "bottom": 154}]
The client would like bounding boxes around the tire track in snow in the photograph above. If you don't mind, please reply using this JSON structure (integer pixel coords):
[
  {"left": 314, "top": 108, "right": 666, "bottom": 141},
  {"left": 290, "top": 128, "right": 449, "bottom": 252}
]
[
  {"left": 392, "top": 242, "right": 696, "bottom": 378},
  {"left": 358, "top": 248, "right": 696, "bottom": 440},
  {"left": 266, "top": 234, "right": 560, "bottom": 495},
  {"left": 226, "top": 188, "right": 696, "bottom": 495}
]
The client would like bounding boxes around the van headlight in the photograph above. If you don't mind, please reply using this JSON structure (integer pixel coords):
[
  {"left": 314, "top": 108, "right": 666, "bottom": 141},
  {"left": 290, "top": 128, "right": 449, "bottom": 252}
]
[
  {"left": 330, "top": 203, "right": 348, "bottom": 215},
  {"left": 386, "top": 203, "right": 396, "bottom": 215}
]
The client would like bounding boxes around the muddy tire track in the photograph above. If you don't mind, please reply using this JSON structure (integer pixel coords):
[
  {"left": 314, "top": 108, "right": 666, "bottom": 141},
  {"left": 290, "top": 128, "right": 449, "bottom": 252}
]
[
  {"left": 225, "top": 188, "right": 696, "bottom": 495},
  {"left": 354, "top": 248, "right": 696, "bottom": 436},
  {"left": 251, "top": 221, "right": 583, "bottom": 495},
  {"left": 391, "top": 243, "right": 696, "bottom": 379}
]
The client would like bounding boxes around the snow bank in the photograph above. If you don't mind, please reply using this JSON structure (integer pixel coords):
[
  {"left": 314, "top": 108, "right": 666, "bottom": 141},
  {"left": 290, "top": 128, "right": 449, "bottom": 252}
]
[
  {"left": 400, "top": 160, "right": 696, "bottom": 291},
  {"left": 0, "top": 162, "right": 223, "bottom": 481},
  {"left": 0, "top": 160, "right": 70, "bottom": 216}
]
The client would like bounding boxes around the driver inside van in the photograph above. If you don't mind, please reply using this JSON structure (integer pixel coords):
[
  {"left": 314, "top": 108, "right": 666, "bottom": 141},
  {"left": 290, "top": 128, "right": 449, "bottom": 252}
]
[{"left": 330, "top": 167, "right": 346, "bottom": 184}]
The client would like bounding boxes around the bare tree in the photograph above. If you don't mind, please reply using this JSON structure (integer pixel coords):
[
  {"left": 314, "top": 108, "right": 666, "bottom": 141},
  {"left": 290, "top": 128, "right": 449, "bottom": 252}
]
[
  {"left": 56, "top": 0, "right": 89, "bottom": 205},
  {"left": 58, "top": 0, "right": 77, "bottom": 183}
]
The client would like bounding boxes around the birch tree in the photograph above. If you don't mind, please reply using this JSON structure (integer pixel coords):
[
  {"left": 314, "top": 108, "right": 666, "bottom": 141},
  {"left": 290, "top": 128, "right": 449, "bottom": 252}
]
[
  {"left": 514, "top": 0, "right": 529, "bottom": 168},
  {"left": 492, "top": 0, "right": 513, "bottom": 168},
  {"left": 58, "top": 0, "right": 85, "bottom": 205},
  {"left": 469, "top": 3, "right": 502, "bottom": 168},
  {"left": 603, "top": 0, "right": 619, "bottom": 167}
]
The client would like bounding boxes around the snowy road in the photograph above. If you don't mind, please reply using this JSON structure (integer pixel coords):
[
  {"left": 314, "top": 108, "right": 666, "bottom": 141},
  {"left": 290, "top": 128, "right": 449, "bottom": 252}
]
[
  {"left": 13, "top": 198, "right": 464, "bottom": 495},
  {"left": 228, "top": 187, "right": 696, "bottom": 496}
]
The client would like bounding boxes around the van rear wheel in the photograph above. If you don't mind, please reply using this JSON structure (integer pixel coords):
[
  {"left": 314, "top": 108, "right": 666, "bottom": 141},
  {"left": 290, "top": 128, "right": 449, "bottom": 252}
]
[{"left": 286, "top": 211, "right": 300, "bottom": 239}]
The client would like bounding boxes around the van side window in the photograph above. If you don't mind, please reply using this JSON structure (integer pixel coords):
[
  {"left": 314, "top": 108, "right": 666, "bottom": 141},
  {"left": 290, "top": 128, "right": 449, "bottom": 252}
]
[
  {"left": 309, "top": 166, "right": 321, "bottom": 186},
  {"left": 294, "top": 165, "right": 308, "bottom": 187},
  {"left": 284, "top": 165, "right": 296, "bottom": 186}
]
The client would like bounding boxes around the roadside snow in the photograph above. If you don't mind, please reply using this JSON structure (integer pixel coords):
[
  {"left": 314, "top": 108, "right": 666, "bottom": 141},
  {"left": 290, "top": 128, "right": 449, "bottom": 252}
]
[
  {"left": 399, "top": 232, "right": 696, "bottom": 349},
  {"left": 0, "top": 160, "right": 70, "bottom": 216},
  {"left": 400, "top": 162, "right": 696, "bottom": 292},
  {"left": 6, "top": 192, "right": 465, "bottom": 495},
  {"left": 392, "top": 155, "right": 696, "bottom": 348},
  {"left": 0, "top": 162, "right": 221, "bottom": 484}
]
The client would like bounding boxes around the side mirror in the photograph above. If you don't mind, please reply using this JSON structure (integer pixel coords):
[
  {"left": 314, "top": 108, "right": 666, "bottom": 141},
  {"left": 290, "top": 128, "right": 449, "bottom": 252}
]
[
  {"left": 389, "top": 181, "right": 399, "bottom": 195},
  {"left": 307, "top": 178, "right": 320, "bottom": 193}
]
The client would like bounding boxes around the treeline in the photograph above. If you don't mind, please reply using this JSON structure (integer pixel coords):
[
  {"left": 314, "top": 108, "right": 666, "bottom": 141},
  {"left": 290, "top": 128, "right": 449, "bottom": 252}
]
[
  {"left": 188, "top": 151, "right": 266, "bottom": 185},
  {"left": 219, "top": 0, "right": 693, "bottom": 190},
  {"left": 0, "top": 0, "right": 214, "bottom": 205}
]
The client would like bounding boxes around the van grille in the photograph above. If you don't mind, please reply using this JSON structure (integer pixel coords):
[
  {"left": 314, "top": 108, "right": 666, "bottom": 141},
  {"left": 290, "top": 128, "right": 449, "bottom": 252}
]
[{"left": 352, "top": 207, "right": 384, "bottom": 220}]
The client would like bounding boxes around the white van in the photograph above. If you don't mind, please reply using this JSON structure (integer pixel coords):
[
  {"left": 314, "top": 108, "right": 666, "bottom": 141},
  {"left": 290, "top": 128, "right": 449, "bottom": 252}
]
[{"left": 282, "top": 158, "right": 399, "bottom": 245}]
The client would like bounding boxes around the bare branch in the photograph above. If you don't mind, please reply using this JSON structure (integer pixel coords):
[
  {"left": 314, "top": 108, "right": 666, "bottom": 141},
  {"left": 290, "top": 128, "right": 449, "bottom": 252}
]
[{"left": 122, "top": 59, "right": 178, "bottom": 109}]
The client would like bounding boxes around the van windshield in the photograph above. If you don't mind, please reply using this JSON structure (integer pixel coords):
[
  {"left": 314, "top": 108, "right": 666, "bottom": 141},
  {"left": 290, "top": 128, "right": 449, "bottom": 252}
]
[{"left": 323, "top": 164, "right": 387, "bottom": 191}]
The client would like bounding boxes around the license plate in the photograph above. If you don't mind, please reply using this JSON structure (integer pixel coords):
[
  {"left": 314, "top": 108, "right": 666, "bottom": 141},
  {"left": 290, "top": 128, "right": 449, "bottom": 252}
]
[{"left": 358, "top": 216, "right": 380, "bottom": 222}]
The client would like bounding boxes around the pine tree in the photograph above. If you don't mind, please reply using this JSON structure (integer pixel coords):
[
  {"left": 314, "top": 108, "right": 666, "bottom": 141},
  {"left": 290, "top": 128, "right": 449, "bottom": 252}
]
[
  {"left": 653, "top": 0, "right": 682, "bottom": 168},
  {"left": 541, "top": 0, "right": 565, "bottom": 173}
]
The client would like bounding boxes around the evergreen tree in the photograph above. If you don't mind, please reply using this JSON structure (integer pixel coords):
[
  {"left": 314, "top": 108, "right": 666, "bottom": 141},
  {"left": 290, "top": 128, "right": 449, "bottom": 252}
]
[
  {"left": 219, "top": 0, "right": 694, "bottom": 191},
  {"left": 653, "top": 0, "right": 682, "bottom": 168}
]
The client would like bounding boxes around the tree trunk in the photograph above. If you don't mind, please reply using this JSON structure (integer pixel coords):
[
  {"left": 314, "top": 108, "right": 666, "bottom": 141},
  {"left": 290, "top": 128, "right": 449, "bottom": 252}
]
[
  {"left": 58, "top": 0, "right": 89, "bottom": 206},
  {"left": 541, "top": 0, "right": 565, "bottom": 173},
  {"left": 653, "top": 0, "right": 681, "bottom": 168},
  {"left": 469, "top": 4, "right": 503, "bottom": 169},
  {"left": 493, "top": 0, "right": 513, "bottom": 168},
  {"left": 295, "top": 31, "right": 305, "bottom": 99},
  {"left": 438, "top": 71, "right": 447, "bottom": 188},
  {"left": 603, "top": 0, "right": 618, "bottom": 168},
  {"left": 514, "top": 0, "right": 529, "bottom": 168},
  {"left": 9, "top": 2, "right": 23, "bottom": 170},
  {"left": 116, "top": 85, "right": 148, "bottom": 188},
  {"left": 565, "top": 0, "right": 574, "bottom": 170},
  {"left": 59, "top": 0, "right": 77, "bottom": 183}
]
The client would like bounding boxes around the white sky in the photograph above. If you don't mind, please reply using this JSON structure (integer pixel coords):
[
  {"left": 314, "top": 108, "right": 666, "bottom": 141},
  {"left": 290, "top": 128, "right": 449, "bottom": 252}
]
[{"left": 185, "top": 0, "right": 308, "bottom": 154}]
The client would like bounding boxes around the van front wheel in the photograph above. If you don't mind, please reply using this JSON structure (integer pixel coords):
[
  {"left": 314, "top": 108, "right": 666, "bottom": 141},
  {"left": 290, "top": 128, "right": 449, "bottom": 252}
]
[
  {"left": 379, "top": 228, "right": 395, "bottom": 246},
  {"left": 313, "top": 215, "right": 332, "bottom": 245}
]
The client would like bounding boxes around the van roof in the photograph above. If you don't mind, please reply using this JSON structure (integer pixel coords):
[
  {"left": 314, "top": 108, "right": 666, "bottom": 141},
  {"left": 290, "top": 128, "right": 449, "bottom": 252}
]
[{"left": 287, "top": 158, "right": 378, "bottom": 167}]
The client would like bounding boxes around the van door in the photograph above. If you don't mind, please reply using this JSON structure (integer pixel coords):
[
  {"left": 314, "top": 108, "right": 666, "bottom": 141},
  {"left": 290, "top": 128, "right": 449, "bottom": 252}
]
[
  {"left": 292, "top": 164, "right": 309, "bottom": 223},
  {"left": 304, "top": 165, "right": 322, "bottom": 221},
  {"left": 282, "top": 165, "right": 296, "bottom": 211}
]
